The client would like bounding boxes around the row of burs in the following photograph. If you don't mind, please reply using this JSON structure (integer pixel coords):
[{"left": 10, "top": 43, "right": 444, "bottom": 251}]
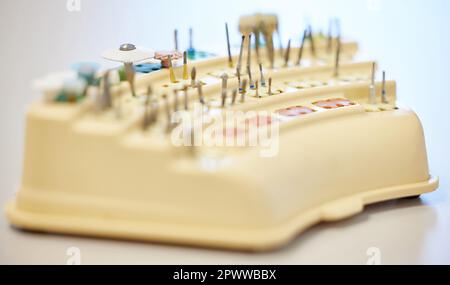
[{"left": 33, "top": 14, "right": 396, "bottom": 133}]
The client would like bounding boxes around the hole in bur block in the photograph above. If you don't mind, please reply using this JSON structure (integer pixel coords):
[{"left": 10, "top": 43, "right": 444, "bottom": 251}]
[
  {"left": 276, "top": 106, "right": 315, "bottom": 117},
  {"left": 313, "top": 98, "right": 355, "bottom": 109}
]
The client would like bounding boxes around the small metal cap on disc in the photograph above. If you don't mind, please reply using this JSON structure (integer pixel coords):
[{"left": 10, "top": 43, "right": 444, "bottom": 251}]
[{"left": 102, "top": 43, "right": 153, "bottom": 63}]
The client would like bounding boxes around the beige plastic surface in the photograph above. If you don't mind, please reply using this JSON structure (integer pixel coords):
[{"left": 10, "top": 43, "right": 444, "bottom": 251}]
[{"left": 5, "top": 42, "right": 438, "bottom": 251}]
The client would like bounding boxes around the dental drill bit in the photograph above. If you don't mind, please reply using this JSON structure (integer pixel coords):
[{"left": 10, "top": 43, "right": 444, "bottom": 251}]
[
  {"left": 168, "top": 55, "right": 177, "bottom": 83},
  {"left": 150, "top": 95, "right": 159, "bottom": 125},
  {"left": 162, "top": 94, "right": 172, "bottom": 132},
  {"left": 245, "top": 34, "right": 253, "bottom": 88},
  {"left": 255, "top": 80, "right": 260, "bottom": 98},
  {"left": 259, "top": 63, "right": 266, "bottom": 87},
  {"left": 173, "top": 89, "right": 179, "bottom": 111},
  {"left": 142, "top": 86, "right": 152, "bottom": 130},
  {"left": 188, "top": 126, "right": 196, "bottom": 156},
  {"left": 369, "top": 62, "right": 377, "bottom": 105},
  {"left": 187, "top": 27, "right": 195, "bottom": 58},
  {"left": 115, "top": 89, "right": 122, "bottom": 120},
  {"left": 268, "top": 77, "right": 272, "bottom": 96},
  {"left": 334, "top": 36, "right": 341, "bottom": 77},
  {"left": 225, "top": 23, "right": 233, "bottom": 68},
  {"left": 237, "top": 35, "right": 245, "bottom": 75},
  {"left": 381, "top": 71, "right": 388, "bottom": 104},
  {"left": 124, "top": 62, "right": 136, "bottom": 97},
  {"left": 335, "top": 18, "right": 342, "bottom": 43},
  {"left": 183, "top": 51, "right": 188, "bottom": 80},
  {"left": 98, "top": 70, "right": 112, "bottom": 111},
  {"left": 197, "top": 82, "right": 205, "bottom": 105},
  {"left": 284, "top": 39, "right": 291, "bottom": 67},
  {"left": 241, "top": 79, "right": 247, "bottom": 102},
  {"left": 297, "top": 29, "right": 307, "bottom": 66},
  {"left": 236, "top": 67, "right": 241, "bottom": 92},
  {"left": 231, "top": 88, "right": 238, "bottom": 105},
  {"left": 191, "top": 67, "right": 197, "bottom": 87},
  {"left": 174, "top": 29, "right": 179, "bottom": 51},
  {"left": 269, "top": 35, "right": 275, "bottom": 69},
  {"left": 189, "top": 27, "right": 193, "bottom": 50},
  {"left": 308, "top": 25, "right": 316, "bottom": 58},
  {"left": 183, "top": 85, "right": 189, "bottom": 110},
  {"left": 221, "top": 73, "right": 228, "bottom": 108},
  {"left": 247, "top": 65, "right": 254, "bottom": 89},
  {"left": 246, "top": 34, "right": 252, "bottom": 84}
]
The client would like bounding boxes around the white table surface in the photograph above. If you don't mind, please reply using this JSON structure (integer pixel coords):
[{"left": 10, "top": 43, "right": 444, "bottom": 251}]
[{"left": 1, "top": 0, "right": 449, "bottom": 264}]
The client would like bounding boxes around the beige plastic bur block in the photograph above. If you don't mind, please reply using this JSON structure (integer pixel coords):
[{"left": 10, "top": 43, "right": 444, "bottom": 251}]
[
  {"left": 4, "top": 23, "right": 437, "bottom": 250},
  {"left": 6, "top": 81, "right": 438, "bottom": 251}
]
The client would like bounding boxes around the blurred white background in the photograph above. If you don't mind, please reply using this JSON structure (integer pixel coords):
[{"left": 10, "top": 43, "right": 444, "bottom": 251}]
[{"left": 0, "top": 0, "right": 449, "bottom": 264}]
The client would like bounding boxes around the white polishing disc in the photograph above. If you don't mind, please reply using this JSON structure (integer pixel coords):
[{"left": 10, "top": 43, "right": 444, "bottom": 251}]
[{"left": 101, "top": 44, "right": 153, "bottom": 63}]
